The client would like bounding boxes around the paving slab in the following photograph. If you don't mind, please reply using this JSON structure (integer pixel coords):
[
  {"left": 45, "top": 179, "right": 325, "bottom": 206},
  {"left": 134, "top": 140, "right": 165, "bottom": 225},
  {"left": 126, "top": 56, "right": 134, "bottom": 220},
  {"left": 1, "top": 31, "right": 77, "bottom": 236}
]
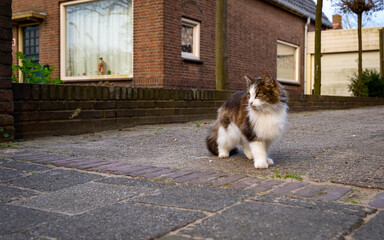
[
  {"left": 369, "top": 192, "right": 384, "bottom": 208},
  {"left": 0, "top": 232, "right": 46, "bottom": 240},
  {"left": 0, "top": 205, "right": 65, "bottom": 236},
  {"left": 12, "top": 182, "right": 146, "bottom": 214},
  {"left": 0, "top": 167, "right": 24, "bottom": 181},
  {"left": 178, "top": 200, "right": 363, "bottom": 240},
  {"left": 0, "top": 185, "right": 39, "bottom": 204},
  {"left": 129, "top": 185, "right": 254, "bottom": 212},
  {"left": 0, "top": 159, "right": 52, "bottom": 172},
  {"left": 352, "top": 211, "right": 384, "bottom": 240},
  {"left": 257, "top": 194, "right": 376, "bottom": 218},
  {"left": 26, "top": 202, "right": 205, "bottom": 240},
  {"left": 6, "top": 169, "right": 105, "bottom": 192},
  {"left": 95, "top": 176, "right": 170, "bottom": 190}
]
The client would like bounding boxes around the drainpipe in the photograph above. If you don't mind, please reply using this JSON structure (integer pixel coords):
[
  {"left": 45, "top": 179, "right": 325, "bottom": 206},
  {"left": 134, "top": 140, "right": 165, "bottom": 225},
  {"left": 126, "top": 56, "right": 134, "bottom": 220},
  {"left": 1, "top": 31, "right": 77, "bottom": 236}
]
[{"left": 304, "top": 17, "right": 310, "bottom": 95}]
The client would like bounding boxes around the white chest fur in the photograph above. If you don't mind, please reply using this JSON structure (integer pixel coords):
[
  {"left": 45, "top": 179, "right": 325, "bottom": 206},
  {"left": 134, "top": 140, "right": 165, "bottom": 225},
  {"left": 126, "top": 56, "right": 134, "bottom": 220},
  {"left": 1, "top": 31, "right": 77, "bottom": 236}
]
[{"left": 247, "top": 103, "right": 287, "bottom": 141}]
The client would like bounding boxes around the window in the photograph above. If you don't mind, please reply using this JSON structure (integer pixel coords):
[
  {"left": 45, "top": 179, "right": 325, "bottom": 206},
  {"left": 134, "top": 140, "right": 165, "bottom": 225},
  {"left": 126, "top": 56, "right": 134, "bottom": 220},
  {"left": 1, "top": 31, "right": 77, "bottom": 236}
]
[
  {"left": 277, "top": 40, "right": 299, "bottom": 84},
  {"left": 60, "top": 0, "right": 133, "bottom": 81},
  {"left": 181, "top": 18, "right": 200, "bottom": 60},
  {"left": 23, "top": 25, "right": 39, "bottom": 65}
]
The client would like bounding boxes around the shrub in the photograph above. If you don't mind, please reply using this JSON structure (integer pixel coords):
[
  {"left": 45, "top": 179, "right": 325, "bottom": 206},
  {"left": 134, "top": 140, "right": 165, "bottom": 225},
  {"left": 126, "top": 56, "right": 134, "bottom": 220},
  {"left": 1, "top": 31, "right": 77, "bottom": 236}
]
[
  {"left": 12, "top": 52, "right": 63, "bottom": 84},
  {"left": 348, "top": 69, "right": 384, "bottom": 97}
]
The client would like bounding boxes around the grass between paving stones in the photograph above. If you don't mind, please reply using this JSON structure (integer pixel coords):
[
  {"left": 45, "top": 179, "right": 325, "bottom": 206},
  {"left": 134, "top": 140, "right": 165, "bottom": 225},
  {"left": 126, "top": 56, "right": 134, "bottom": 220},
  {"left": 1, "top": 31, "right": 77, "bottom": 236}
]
[
  {"left": 273, "top": 169, "right": 303, "bottom": 181},
  {"left": 248, "top": 169, "right": 303, "bottom": 181}
]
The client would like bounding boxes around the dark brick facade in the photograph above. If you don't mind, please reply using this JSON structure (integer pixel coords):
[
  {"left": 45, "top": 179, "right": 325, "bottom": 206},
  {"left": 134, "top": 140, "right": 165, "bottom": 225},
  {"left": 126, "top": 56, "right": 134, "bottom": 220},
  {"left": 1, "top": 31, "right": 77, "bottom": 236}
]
[
  {"left": 0, "top": 0, "right": 15, "bottom": 142},
  {"left": 11, "top": 0, "right": 309, "bottom": 93}
]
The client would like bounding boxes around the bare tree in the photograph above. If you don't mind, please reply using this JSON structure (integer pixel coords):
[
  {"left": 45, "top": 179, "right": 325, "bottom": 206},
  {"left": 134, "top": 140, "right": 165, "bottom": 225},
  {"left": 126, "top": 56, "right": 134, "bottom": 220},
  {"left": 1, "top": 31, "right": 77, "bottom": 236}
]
[
  {"left": 314, "top": 0, "right": 323, "bottom": 95},
  {"left": 334, "top": 0, "right": 384, "bottom": 79},
  {"left": 341, "top": 12, "right": 373, "bottom": 29}
]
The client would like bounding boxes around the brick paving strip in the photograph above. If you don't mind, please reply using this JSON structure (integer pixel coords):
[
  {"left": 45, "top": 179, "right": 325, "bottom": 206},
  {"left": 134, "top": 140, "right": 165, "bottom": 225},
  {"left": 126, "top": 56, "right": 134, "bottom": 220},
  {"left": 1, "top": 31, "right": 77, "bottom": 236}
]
[
  {"left": 229, "top": 177, "right": 263, "bottom": 190},
  {"left": 273, "top": 181, "right": 309, "bottom": 194},
  {"left": 126, "top": 167, "right": 170, "bottom": 177},
  {"left": 294, "top": 184, "right": 327, "bottom": 198},
  {"left": 209, "top": 174, "right": 248, "bottom": 187},
  {"left": 2, "top": 151, "right": 384, "bottom": 208},
  {"left": 317, "top": 186, "right": 351, "bottom": 201},
  {"left": 141, "top": 168, "right": 178, "bottom": 179},
  {"left": 369, "top": 193, "right": 384, "bottom": 208},
  {"left": 247, "top": 179, "right": 284, "bottom": 192},
  {"left": 172, "top": 171, "right": 216, "bottom": 183},
  {"left": 188, "top": 173, "right": 228, "bottom": 185}
]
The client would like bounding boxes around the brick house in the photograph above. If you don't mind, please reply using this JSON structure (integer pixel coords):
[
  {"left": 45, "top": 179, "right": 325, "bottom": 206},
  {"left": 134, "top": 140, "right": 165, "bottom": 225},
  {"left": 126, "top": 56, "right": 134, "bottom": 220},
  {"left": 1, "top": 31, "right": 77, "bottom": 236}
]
[{"left": 11, "top": 0, "right": 332, "bottom": 94}]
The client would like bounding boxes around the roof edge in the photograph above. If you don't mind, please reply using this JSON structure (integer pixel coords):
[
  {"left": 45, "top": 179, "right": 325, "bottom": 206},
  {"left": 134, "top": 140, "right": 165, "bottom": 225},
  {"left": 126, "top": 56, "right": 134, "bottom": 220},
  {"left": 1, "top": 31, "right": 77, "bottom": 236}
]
[{"left": 264, "top": 0, "right": 333, "bottom": 28}]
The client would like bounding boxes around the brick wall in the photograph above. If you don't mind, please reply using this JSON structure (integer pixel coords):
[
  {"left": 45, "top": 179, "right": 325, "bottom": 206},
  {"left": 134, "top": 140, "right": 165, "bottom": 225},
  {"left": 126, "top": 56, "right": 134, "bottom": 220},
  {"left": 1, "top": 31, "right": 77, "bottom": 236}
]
[
  {"left": 227, "top": 0, "right": 305, "bottom": 93},
  {"left": 12, "top": 83, "right": 384, "bottom": 139},
  {"left": 161, "top": 0, "right": 217, "bottom": 89},
  {"left": 0, "top": 0, "right": 15, "bottom": 142},
  {"left": 12, "top": 84, "right": 231, "bottom": 138}
]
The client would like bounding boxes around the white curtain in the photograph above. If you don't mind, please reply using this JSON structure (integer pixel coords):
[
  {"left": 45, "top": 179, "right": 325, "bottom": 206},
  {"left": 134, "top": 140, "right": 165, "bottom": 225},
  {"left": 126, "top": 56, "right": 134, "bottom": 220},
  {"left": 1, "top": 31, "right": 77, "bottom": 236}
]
[{"left": 66, "top": 0, "right": 132, "bottom": 77}]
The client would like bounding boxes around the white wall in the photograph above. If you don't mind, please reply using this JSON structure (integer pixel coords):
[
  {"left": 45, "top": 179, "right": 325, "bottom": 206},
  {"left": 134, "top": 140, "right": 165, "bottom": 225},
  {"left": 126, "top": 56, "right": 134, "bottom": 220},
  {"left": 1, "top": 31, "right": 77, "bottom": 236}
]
[{"left": 307, "top": 27, "right": 382, "bottom": 96}]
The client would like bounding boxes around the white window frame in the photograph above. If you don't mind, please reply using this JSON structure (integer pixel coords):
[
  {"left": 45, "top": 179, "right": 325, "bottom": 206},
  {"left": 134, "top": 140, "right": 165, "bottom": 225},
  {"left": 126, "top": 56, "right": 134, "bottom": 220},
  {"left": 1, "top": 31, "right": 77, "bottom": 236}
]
[
  {"left": 60, "top": 0, "right": 133, "bottom": 81},
  {"left": 181, "top": 18, "right": 200, "bottom": 61},
  {"left": 277, "top": 40, "right": 300, "bottom": 84}
]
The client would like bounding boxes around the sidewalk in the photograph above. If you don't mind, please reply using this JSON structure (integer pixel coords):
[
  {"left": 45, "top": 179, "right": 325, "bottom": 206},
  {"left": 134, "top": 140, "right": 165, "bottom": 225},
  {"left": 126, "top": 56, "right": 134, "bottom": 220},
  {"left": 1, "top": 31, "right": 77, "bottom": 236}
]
[{"left": 1, "top": 106, "right": 384, "bottom": 239}]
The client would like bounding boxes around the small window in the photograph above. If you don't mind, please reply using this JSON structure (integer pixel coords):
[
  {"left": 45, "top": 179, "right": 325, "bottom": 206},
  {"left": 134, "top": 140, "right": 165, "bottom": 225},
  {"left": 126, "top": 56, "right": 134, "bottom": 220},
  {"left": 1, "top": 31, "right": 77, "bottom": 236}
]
[
  {"left": 181, "top": 18, "right": 200, "bottom": 60},
  {"left": 277, "top": 40, "right": 299, "bottom": 84}
]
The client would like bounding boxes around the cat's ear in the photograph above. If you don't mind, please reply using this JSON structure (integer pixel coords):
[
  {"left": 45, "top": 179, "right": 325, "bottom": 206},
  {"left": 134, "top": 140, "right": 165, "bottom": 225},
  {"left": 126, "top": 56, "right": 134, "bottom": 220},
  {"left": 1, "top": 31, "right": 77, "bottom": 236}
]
[
  {"left": 262, "top": 74, "right": 276, "bottom": 86},
  {"left": 244, "top": 75, "right": 253, "bottom": 88}
]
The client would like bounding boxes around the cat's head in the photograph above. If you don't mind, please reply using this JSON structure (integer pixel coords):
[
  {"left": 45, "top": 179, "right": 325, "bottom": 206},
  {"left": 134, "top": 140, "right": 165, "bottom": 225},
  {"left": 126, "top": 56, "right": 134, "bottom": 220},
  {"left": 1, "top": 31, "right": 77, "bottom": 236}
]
[{"left": 244, "top": 74, "right": 287, "bottom": 110}]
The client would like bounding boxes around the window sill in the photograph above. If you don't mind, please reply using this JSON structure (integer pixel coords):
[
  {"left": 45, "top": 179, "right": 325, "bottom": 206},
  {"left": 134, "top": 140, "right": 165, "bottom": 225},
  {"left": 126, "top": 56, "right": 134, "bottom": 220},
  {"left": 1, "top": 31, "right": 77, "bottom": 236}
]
[
  {"left": 277, "top": 78, "right": 300, "bottom": 85},
  {"left": 62, "top": 75, "right": 133, "bottom": 82},
  {"left": 182, "top": 57, "right": 203, "bottom": 64}
]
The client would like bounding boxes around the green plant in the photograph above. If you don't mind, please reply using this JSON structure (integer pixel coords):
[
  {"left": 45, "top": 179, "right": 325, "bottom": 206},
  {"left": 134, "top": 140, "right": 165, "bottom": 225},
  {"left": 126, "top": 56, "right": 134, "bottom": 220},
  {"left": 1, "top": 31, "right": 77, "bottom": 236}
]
[
  {"left": 0, "top": 128, "right": 10, "bottom": 138},
  {"left": 284, "top": 170, "right": 303, "bottom": 181},
  {"left": 12, "top": 52, "right": 63, "bottom": 84},
  {"left": 348, "top": 69, "right": 384, "bottom": 97},
  {"left": 274, "top": 169, "right": 303, "bottom": 181}
]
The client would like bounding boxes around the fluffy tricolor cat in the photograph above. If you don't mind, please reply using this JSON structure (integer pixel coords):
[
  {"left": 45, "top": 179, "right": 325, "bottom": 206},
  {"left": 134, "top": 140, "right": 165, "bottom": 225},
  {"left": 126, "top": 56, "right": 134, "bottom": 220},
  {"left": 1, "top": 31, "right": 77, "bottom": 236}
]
[{"left": 206, "top": 74, "right": 288, "bottom": 169}]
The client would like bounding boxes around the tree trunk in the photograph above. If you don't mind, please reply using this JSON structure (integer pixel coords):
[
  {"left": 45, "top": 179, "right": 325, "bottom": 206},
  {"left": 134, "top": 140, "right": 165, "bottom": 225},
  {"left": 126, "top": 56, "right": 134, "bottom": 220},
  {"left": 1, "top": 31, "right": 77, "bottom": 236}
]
[
  {"left": 313, "top": 0, "right": 323, "bottom": 95},
  {"left": 357, "top": 12, "right": 363, "bottom": 79},
  {"left": 215, "top": 0, "right": 228, "bottom": 90}
]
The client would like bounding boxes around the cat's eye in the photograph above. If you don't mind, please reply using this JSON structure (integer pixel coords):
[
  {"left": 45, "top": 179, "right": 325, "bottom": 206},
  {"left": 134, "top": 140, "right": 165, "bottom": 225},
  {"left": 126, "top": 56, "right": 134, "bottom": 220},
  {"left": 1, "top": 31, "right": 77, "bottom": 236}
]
[{"left": 256, "top": 91, "right": 261, "bottom": 97}]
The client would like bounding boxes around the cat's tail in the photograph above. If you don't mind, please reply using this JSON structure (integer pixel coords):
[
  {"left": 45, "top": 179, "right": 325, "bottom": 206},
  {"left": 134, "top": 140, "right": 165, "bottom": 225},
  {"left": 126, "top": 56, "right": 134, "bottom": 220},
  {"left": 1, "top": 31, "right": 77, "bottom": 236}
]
[{"left": 206, "top": 121, "right": 219, "bottom": 156}]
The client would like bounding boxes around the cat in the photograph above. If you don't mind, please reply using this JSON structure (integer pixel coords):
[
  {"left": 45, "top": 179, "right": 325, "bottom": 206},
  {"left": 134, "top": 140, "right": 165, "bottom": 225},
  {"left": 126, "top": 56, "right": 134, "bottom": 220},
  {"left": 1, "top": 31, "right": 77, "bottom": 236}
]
[{"left": 206, "top": 74, "right": 288, "bottom": 169}]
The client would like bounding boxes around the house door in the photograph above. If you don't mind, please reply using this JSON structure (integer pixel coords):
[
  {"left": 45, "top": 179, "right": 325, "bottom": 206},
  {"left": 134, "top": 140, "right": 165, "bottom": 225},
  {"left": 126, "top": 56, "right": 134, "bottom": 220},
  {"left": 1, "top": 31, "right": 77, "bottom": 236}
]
[{"left": 22, "top": 25, "right": 39, "bottom": 64}]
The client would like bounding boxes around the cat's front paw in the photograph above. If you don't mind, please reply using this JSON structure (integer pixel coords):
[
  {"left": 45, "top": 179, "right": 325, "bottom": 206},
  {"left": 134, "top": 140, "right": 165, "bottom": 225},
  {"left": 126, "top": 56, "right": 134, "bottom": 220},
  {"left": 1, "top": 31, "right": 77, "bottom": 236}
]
[
  {"left": 218, "top": 149, "right": 229, "bottom": 158},
  {"left": 267, "top": 157, "right": 274, "bottom": 166},
  {"left": 254, "top": 159, "right": 269, "bottom": 169}
]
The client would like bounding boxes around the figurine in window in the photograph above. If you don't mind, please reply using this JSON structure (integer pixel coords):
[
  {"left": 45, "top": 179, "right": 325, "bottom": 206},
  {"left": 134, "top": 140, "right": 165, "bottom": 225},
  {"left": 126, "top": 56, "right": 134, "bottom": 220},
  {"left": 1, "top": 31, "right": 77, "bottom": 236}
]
[{"left": 97, "top": 57, "right": 105, "bottom": 75}]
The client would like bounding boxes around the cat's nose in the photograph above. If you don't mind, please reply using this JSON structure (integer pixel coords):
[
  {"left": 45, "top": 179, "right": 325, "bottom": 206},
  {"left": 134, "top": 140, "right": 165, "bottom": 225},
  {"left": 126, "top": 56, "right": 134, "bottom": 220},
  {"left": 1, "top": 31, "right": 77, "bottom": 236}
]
[{"left": 249, "top": 101, "right": 253, "bottom": 105}]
